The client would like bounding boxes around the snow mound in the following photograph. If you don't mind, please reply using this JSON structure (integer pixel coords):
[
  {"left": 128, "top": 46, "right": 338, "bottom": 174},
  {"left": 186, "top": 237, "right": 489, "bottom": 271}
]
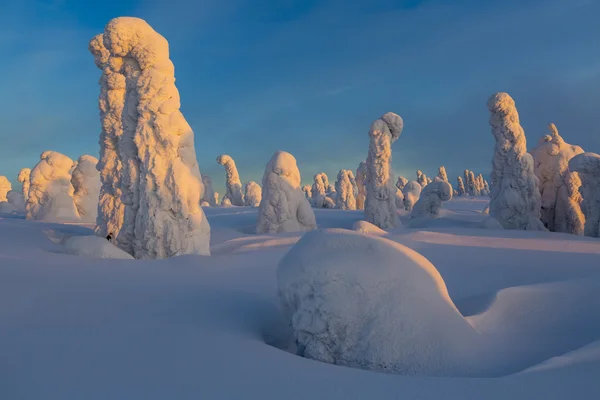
[
  {"left": 61, "top": 235, "right": 134, "bottom": 259},
  {"left": 351, "top": 220, "right": 388, "bottom": 236},
  {"left": 277, "top": 229, "right": 476, "bottom": 376}
]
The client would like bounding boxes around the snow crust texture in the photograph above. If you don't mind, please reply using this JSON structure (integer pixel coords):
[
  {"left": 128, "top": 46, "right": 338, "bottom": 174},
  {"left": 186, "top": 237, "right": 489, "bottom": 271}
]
[
  {"left": 256, "top": 151, "right": 317, "bottom": 234},
  {"left": 90, "top": 17, "right": 210, "bottom": 258},
  {"left": 364, "top": 112, "right": 403, "bottom": 229},
  {"left": 71, "top": 155, "right": 101, "bottom": 223},
  {"left": 487, "top": 93, "right": 544, "bottom": 230},
  {"left": 217, "top": 155, "right": 244, "bottom": 206},
  {"left": 569, "top": 152, "right": 600, "bottom": 237},
  {"left": 411, "top": 180, "right": 453, "bottom": 219}
]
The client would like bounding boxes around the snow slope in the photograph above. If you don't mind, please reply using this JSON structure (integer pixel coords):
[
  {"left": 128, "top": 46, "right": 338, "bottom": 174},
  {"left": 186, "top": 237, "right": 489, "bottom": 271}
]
[{"left": 1, "top": 198, "right": 600, "bottom": 399}]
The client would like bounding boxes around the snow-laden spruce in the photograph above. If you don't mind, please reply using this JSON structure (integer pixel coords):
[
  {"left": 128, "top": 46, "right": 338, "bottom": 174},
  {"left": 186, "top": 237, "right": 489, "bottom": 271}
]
[
  {"left": 530, "top": 123, "right": 584, "bottom": 233},
  {"left": 17, "top": 168, "right": 31, "bottom": 202},
  {"left": 334, "top": 170, "right": 358, "bottom": 210},
  {"left": 364, "top": 112, "right": 403, "bottom": 229},
  {"left": 221, "top": 197, "right": 232, "bottom": 207},
  {"left": 326, "top": 184, "right": 337, "bottom": 205},
  {"left": 0, "top": 176, "right": 10, "bottom": 202},
  {"left": 90, "top": 17, "right": 210, "bottom": 258},
  {"left": 417, "top": 170, "right": 428, "bottom": 187},
  {"left": 243, "top": 181, "right": 262, "bottom": 207},
  {"left": 301, "top": 185, "right": 312, "bottom": 201},
  {"left": 402, "top": 180, "right": 422, "bottom": 211},
  {"left": 216, "top": 154, "right": 244, "bottom": 206},
  {"left": 487, "top": 93, "right": 545, "bottom": 230},
  {"left": 396, "top": 176, "right": 408, "bottom": 191},
  {"left": 311, "top": 173, "right": 329, "bottom": 208},
  {"left": 26, "top": 151, "right": 80, "bottom": 222},
  {"left": 71, "top": 155, "right": 100, "bottom": 223},
  {"left": 411, "top": 180, "right": 453, "bottom": 219},
  {"left": 256, "top": 151, "right": 316, "bottom": 234},
  {"left": 437, "top": 166, "right": 448, "bottom": 182},
  {"left": 355, "top": 161, "right": 367, "bottom": 210},
  {"left": 456, "top": 176, "right": 466, "bottom": 196},
  {"left": 202, "top": 175, "right": 217, "bottom": 206},
  {"left": 569, "top": 153, "right": 600, "bottom": 237},
  {"left": 554, "top": 171, "right": 585, "bottom": 235}
]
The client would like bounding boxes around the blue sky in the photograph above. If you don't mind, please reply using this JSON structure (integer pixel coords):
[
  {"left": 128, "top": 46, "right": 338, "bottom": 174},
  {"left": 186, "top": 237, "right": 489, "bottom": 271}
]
[{"left": 1, "top": 0, "right": 599, "bottom": 195}]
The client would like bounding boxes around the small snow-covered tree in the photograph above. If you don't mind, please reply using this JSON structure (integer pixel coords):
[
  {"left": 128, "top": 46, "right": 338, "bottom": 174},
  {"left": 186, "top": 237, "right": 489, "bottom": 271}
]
[
  {"left": 554, "top": 171, "right": 585, "bottom": 235},
  {"left": 437, "top": 166, "right": 448, "bottom": 182},
  {"left": 216, "top": 154, "right": 244, "bottom": 206},
  {"left": 326, "top": 184, "right": 337, "bottom": 204},
  {"left": 213, "top": 192, "right": 219, "bottom": 206},
  {"left": 487, "top": 92, "right": 544, "bottom": 230},
  {"left": 396, "top": 176, "right": 408, "bottom": 191},
  {"left": 26, "top": 151, "right": 80, "bottom": 222},
  {"left": 569, "top": 153, "right": 600, "bottom": 237},
  {"left": 7, "top": 190, "right": 25, "bottom": 212},
  {"left": 0, "top": 176, "right": 10, "bottom": 202},
  {"left": 90, "top": 17, "right": 211, "bottom": 258},
  {"left": 416, "top": 170, "right": 428, "bottom": 187},
  {"left": 395, "top": 187, "right": 405, "bottom": 210},
  {"left": 411, "top": 180, "right": 453, "bottom": 219},
  {"left": 426, "top": 177, "right": 432, "bottom": 185},
  {"left": 302, "top": 185, "right": 312, "bottom": 201},
  {"left": 17, "top": 168, "right": 31, "bottom": 201},
  {"left": 221, "top": 197, "right": 232, "bottom": 207},
  {"left": 244, "top": 181, "right": 262, "bottom": 207},
  {"left": 402, "top": 180, "right": 422, "bottom": 211},
  {"left": 483, "top": 180, "right": 491, "bottom": 197},
  {"left": 476, "top": 174, "right": 486, "bottom": 196},
  {"left": 364, "top": 112, "right": 403, "bottom": 229},
  {"left": 71, "top": 155, "right": 100, "bottom": 223},
  {"left": 457, "top": 176, "right": 466, "bottom": 196},
  {"left": 530, "top": 123, "right": 584, "bottom": 232},
  {"left": 355, "top": 161, "right": 367, "bottom": 210},
  {"left": 311, "top": 173, "right": 329, "bottom": 208},
  {"left": 256, "top": 151, "right": 317, "bottom": 233},
  {"left": 202, "top": 175, "right": 217, "bottom": 206},
  {"left": 335, "top": 169, "right": 358, "bottom": 210}
]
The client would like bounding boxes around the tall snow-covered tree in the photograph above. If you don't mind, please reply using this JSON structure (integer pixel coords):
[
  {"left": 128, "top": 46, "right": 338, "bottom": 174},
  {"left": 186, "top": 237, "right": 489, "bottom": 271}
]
[
  {"left": 17, "top": 168, "right": 31, "bottom": 202},
  {"left": 216, "top": 154, "right": 244, "bottom": 206},
  {"left": 396, "top": 176, "right": 408, "bottom": 191},
  {"left": 456, "top": 176, "right": 466, "bottom": 196},
  {"left": 0, "top": 176, "right": 10, "bottom": 202},
  {"left": 355, "top": 161, "right": 367, "bottom": 210},
  {"left": 569, "top": 153, "right": 600, "bottom": 237},
  {"left": 243, "top": 181, "right": 262, "bottom": 207},
  {"left": 90, "top": 17, "right": 211, "bottom": 258},
  {"left": 335, "top": 169, "right": 358, "bottom": 210},
  {"left": 71, "top": 155, "right": 101, "bottom": 223},
  {"left": 311, "top": 173, "right": 329, "bottom": 208},
  {"left": 202, "top": 175, "right": 217, "bottom": 206},
  {"left": 487, "top": 92, "right": 544, "bottom": 230}
]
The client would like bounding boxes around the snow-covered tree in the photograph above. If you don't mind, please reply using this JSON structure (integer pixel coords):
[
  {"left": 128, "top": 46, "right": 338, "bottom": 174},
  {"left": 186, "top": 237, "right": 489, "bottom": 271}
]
[
  {"left": 437, "top": 166, "right": 448, "bottom": 182},
  {"left": 426, "top": 177, "right": 432, "bottom": 185},
  {"left": 402, "top": 180, "right": 422, "bottom": 211},
  {"left": 364, "top": 112, "right": 403, "bottom": 229},
  {"left": 416, "top": 170, "right": 428, "bottom": 187},
  {"left": 0, "top": 176, "right": 10, "bottom": 202},
  {"left": 26, "top": 151, "right": 80, "bottom": 222},
  {"left": 335, "top": 169, "right": 358, "bottom": 210},
  {"left": 530, "top": 123, "right": 584, "bottom": 232},
  {"left": 202, "top": 175, "right": 217, "bottom": 206},
  {"left": 395, "top": 187, "right": 405, "bottom": 210},
  {"left": 301, "top": 185, "right": 312, "bottom": 201},
  {"left": 256, "top": 151, "right": 316, "bottom": 233},
  {"left": 554, "top": 171, "right": 585, "bottom": 235},
  {"left": 396, "top": 176, "right": 408, "bottom": 191},
  {"left": 221, "top": 197, "right": 232, "bottom": 207},
  {"left": 326, "top": 184, "right": 337, "bottom": 204},
  {"left": 243, "top": 181, "right": 262, "bottom": 207},
  {"left": 7, "top": 190, "right": 25, "bottom": 212},
  {"left": 569, "top": 153, "right": 600, "bottom": 237},
  {"left": 71, "top": 155, "right": 100, "bottom": 223},
  {"left": 476, "top": 174, "right": 487, "bottom": 196},
  {"left": 213, "top": 192, "right": 219, "bottom": 206},
  {"left": 487, "top": 92, "right": 544, "bottom": 230},
  {"left": 17, "top": 168, "right": 31, "bottom": 201},
  {"left": 464, "top": 170, "right": 478, "bottom": 196},
  {"left": 411, "top": 180, "right": 453, "bottom": 219},
  {"left": 456, "top": 176, "right": 466, "bottom": 196},
  {"left": 311, "top": 173, "right": 329, "bottom": 208},
  {"left": 216, "top": 154, "right": 244, "bottom": 206},
  {"left": 355, "top": 161, "right": 367, "bottom": 210},
  {"left": 483, "top": 180, "right": 491, "bottom": 197},
  {"left": 90, "top": 17, "right": 211, "bottom": 258}
]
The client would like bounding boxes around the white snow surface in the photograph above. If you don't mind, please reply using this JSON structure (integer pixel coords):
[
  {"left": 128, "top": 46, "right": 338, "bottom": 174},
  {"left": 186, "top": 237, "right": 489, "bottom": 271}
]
[
  {"left": 26, "top": 151, "right": 81, "bottom": 223},
  {"left": 569, "top": 152, "right": 600, "bottom": 237},
  {"left": 256, "top": 151, "right": 317, "bottom": 234},
  {"left": 89, "top": 17, "right": 210, "bottom": 259},
  {"left": 487, "top": 93, "right": 545, "bottom": 231},
  {"left": 244, "top": 181, "right": 262, "bottom": 207},
  {"left": 2, "top": 197, "right": 600, "bottom": 398},
  {"left": 217, "top": 154, "right": 244, "bottom": 206},
  {"left": 364, "top": 112, "right": 403, "bottom": 229},
  {"left": 61, "top": 235, "right": 135, "bottom": 259},
  {"left": 71, "top": 155, "right": 100, "bottom": 223}
]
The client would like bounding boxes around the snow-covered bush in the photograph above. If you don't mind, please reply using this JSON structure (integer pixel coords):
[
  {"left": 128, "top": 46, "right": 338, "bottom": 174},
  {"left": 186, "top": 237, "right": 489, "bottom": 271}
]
[
  {"left": 277, "top": 229, "right": 477, "bottom": 376},
  {"left": 311, "top": 173, "right": 329, "bottom": 208},
  {"left": 71, "top": 155, "right": 100, "bottom": 223},
  {"left": 256, "top": 151, "right": 317, "bottom": 234},
  {"left": 335, "top": 170, "right": 358, "bottom": 210},
  {"left": 456, "top": 176, "right": 466, "bottom": 196},
  {"left": 26, "top": 151, "right": 80, "bottom": 222},
  {"left": 530, "top": 123, "right": 584, "bottom": 232},
  {"left": 411, "top": 180, "right": 452, "bottom": 219},
  {"left": 202, "top": 175, "right": 217, "bottom": 206},
  {"left": 402, "top": 180, "right": 422, "bottom": 211},
  {"left": 487, "top": 93, "right": 545, "bottom": 230},
  {"left": 243, "top": 181, "right": 262, "bottom": 207},
  {"left": 569, "top": 153, "right": 600, "bottom": 237},
  {"left": 0, "top": 176, "right": 10, "bottom": 202},
  {"left": 17, "top": 168, "right": 31, "bottom": 201},
  {"left": 216, "top": 154, "right": 244, "bottom": 206},
  {"left": 417, "top": 170, "right": 428, "bottom": 187},
  {"left": 355, "top": 161, "right": 367, "bottom": 210},
  {"left": 364, "top": 112, "right": 403, "bottom": 229},
  {"left": 90, "top": 17, "right": 211, "bottom": 258},
  {"left": 437, "top": 166, "right": 448, "bottom": 182},
  {"left": 396, "top": 176, "right": 408, "bottom": 191}
]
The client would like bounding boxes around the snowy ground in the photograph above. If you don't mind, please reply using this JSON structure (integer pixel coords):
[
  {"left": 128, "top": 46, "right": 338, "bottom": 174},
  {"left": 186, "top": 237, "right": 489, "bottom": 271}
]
[{"left": 1, "top": 197, "right": 600, "bottom": 399}]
